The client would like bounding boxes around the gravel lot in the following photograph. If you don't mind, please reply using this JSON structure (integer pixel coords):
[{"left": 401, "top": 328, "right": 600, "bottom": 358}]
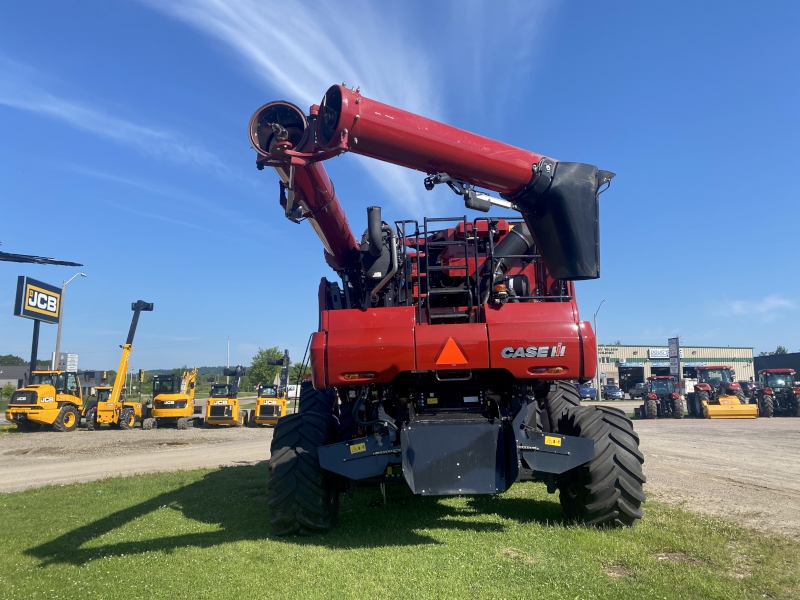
[{"left": 2, "top": 408, "right": 799, "bottom": 538}]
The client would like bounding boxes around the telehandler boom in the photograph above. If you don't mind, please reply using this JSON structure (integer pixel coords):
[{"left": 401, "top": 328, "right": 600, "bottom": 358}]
[
  {"left": 251, "top": 85, "right": 645, "bottom": 534},
  {"left": 86, "top": 300, "right": 153, "bottom": 430}
]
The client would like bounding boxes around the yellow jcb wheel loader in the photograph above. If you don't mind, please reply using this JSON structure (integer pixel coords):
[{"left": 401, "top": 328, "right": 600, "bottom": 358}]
[
  {"left": 205, "top": 365, "right": 247, "bottom": 427},
  {"left": 250, "top": 350, "right": 290, "bottom": 426},
  {"left": 688, "top": 365, "right": 758, "bottom": 419},
  {"left": 143, "top": 367, "right": 199, "bottom": 430},
  {"left": 5, "top": 370, "right": 84, "bottom": 432},
  {"left": 85, "top": 300, "right": 153, "bottom": 430}
]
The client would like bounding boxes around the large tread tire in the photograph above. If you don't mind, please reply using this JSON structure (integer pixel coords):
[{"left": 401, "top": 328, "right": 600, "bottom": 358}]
[
  {"left": 85, "top": 407, "right": 97, "bottom": 431},
  {"left": 176, "top": 417, "right": 189, "bottom": 430},
  {"left": 645, "top": 399, "right": 658, "bottom": 419},
  {"left": 543, "top": 382, "right": 582, "bottom": 427},
  {"left": 268, "top": 411, "right": 338, "bottom": 535},
  {"left": 299, "top": 381, "right": 336, "bottom": 415},
  {"left": 789, "top": 396, "right": 800, "bottom": 418},
  {"left": 760, "top": 395, "right": 774, "bottom": 418},
  {"left": 119, "top": 408, "right": 135, "bottom": 430},
  {"left": 735, "top": 390, "right": 746, "bottom": 403},
  {"left": 53, "top": 405, "right": 79, "bottom": 432},
  {"left": 141, "top": 417, "right": 155, "bottom": 430},
  {"left": 672, "top": 398, "right": 685, "bottom": 419},
  {"left": 557, "top": 405, "right": 646, "bottom": 528},
  {"left": 697, "top": 391, "right": 710, "bottom": 418}
]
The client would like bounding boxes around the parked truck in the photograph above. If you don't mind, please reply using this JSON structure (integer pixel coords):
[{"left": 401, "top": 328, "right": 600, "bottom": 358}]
[{"left": 250, "top": 85, "right": 644, "bottom": 534}]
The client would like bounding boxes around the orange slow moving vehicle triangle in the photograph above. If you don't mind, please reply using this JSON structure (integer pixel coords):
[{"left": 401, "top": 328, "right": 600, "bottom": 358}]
[{"left": 436, "top": 337, "right": 468, "bottom": 365}]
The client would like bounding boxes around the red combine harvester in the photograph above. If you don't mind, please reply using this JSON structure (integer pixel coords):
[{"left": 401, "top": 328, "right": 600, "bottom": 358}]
[{"left": 251, "top": 85, "right": 645, "bottom": 534}]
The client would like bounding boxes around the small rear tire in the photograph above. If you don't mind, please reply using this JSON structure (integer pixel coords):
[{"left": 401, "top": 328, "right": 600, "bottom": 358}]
[
  {"left": 645, "top": 399, "right": 658, "bottom": 419},
  {"left": 760, "top": 395, "right": 774, "bottom": 418},
  {"left": 672, "top": 398, "right": 685, "bottom": 419},
  {"left": 15, "top": 420, "right": 42, "bottom": 432},
  {"left": 119, "top": 408, "right": 135, "bottom": 430},
  {"left": 53, "top": 405, "right": 79, "bottom": 432},
  {"left": 557, "top": 405, "right": 646, "bottom": 527},
  {"left": 141, "top": 417, "right": 155, "bottom": 430},
  {"left": 697, "top": 391, "right": 709, "bottom": 418}
]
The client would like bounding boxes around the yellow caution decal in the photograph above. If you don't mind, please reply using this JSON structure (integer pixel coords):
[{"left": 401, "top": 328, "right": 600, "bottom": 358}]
[
  {"left": 427, "top": 398, "right": 438, "bottom": 405},
  {"left": 544, "top": 436, "right": 562, "bottom": 447},
  {"left": 349, "top": 442, "right": 366, "bottom": 454}
]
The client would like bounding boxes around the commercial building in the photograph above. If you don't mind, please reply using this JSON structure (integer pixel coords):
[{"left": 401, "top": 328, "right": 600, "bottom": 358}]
[
  {"left": 0, "top": 366, "right": 29, "bottom": 389},
  {"left": 597, "top": 344, "right": 755, "bottom": 392}
]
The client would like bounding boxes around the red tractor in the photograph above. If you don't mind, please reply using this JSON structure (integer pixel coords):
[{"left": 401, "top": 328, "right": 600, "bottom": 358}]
[
  {"left": 251, "top": 85, "right": 645, "bottom": 534},
  {"left": 756, "top": 369, "right": 800, "bottom": 417},
  {"left": 687, "top": 366, "right": 757, "bottom": 419},
  {"left": 641, "top": 375, "right": 683, "bottom": 419}
]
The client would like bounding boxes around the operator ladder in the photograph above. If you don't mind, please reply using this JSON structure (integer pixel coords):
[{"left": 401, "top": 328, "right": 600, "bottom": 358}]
[{"left": 423, "top": 216, "right": 475, "bottom": 325}]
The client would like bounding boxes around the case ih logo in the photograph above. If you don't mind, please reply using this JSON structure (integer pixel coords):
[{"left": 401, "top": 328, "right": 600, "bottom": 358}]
[{"left": 501, "top": 344, "right": 567, "bottom": 358}]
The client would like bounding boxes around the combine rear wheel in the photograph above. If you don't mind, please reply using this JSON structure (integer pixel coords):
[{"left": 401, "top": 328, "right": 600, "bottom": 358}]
[
  {"left": 672, "top": 398, "right": 685, "bottom": 419},
  {"left": 268, "top": 393, "right": 338, "bottom": 535},
  {"left": 760, "top": 395, "right": 774, "bottom": 418},
  {"left": 645, "top": 399, "right": 658, "bottom": 419},
  {"left": 53, "top": 406, "right": 79, "bottom": 432},
  {"left": 556, "top": 405, "right": 645, "bottom": 527}
]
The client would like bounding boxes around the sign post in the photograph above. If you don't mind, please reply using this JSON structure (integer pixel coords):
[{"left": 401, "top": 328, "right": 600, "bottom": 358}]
[
  {"left": 668, "top": 337, "right": 681, "bottom": 393},
  {"left": 13, "top": 276, "right": 62, "bottom": 379}
]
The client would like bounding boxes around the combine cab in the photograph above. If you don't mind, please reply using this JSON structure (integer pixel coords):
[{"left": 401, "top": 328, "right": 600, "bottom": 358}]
[
  {"left": 687, "top": 366, "right": 757, "bottom": 419},
  {"left": 640, "top": 375, "right": 683, "bottom": 419},
  {"left": 756, "top": 369, "right": 800, "bottom": 417}
]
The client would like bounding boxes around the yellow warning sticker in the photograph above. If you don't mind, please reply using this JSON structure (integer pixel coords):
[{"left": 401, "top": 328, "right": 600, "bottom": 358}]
[
  {"left": 427, "top": 398, "right": 438, "bottom": 405},
  {"left": 544, "top": 436, "right": 562, "bottom": 447},
  {"left": 349, "top": 442, "right": 366, "bottom": 454}
]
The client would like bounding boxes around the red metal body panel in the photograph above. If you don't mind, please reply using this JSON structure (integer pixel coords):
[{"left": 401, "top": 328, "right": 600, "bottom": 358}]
[
  {"left": 324, "top": 307, "right": 416, "bottom": 385},
  {"left": 415, "top": 323, "right": 489, "bottom": 371},
  {"left": 318, "top": 85, "right": 544, "bottom": 195},
  {"left": 759, "top": 369, "right": 795, "bottom": 374},
  {"left": 310, "top": 331, "right": 326, "bottom": 391}
]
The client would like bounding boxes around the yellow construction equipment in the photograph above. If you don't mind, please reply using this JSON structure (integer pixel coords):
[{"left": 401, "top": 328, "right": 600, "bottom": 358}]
[
  {"left": 86, "top": 300, "right": 153, "bottom": 430},
  {"left": 5, "top": 370, "right": 84, "bottom": 431},
  {"left": 143, "top": 367, "right": 199, "bottom": 430},
  {"left": 689, "top": 365, "right": 758, "bottom": 419},
  {"left": 205, "top": 365, "right": 247, "bottom": 427},
  {"left": 250, "top": 350, "right": 291, "bottom": 426}
]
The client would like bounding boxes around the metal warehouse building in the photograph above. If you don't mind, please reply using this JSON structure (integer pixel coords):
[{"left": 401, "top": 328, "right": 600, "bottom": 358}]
[{"left": 597, "top": 344, "right": 755, "bottom": 392}]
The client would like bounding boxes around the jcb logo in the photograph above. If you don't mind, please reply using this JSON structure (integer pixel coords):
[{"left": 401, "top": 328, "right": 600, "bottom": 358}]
[
  {"left": 26, "top": 287, "right": 59, "bottom": 316},
  {"left": 501, "top": 344, "right": 567, "bottom": 359}
]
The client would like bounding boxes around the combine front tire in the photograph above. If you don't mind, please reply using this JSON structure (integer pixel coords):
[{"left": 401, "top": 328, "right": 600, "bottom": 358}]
[
  {"left": 645, "top": 399, "right": 658, "bottom": 419},
  {"left": 672, "top": 398, "right": 685, "bottom": 419},
  {"left": 760, "top": 396, "right": 774, "bottom": 418},
  {"left": 299, "top": 380, "right": 336, "bottom": 415},
  {"left": 268, "top": 409, "right": 338, "bottom": 535},
  {"left": 53, "top": 406, "right": 79, "bottom": 432},
  {"left": 543, "top": 382, "right": 582, "bottom": 426},
  {"left": 557, "top": 405, "right": 645, "bottom": 527}
]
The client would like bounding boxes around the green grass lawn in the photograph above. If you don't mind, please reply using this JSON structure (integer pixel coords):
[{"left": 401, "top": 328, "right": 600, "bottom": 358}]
[{"left": 1, "top": 466, "right": 798, "bottom": 600}]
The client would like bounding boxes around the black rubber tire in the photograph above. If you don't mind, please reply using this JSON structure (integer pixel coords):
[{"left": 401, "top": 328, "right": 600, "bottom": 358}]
[
  {"left": 85, "top": 407, "right": 97, "bottom": 431},
  {"left": 15, "top": 420, "right": 42, "bottom": 432},
  {"left": 247, "top": 410, "right": 256, "bottom": 427},
  {"left": 672, "top": 398, "right": 685, "bottom": 419},
  {"left": 686, "top": 393, "right": 696, "bottom": 417},
  {"left": 299, "top": 381, "right": 336, "bottom": 415},
  {"left": 268, "top": 411, "right": 338, "bottom": 535},
  {"left": 119, "top": 408, "right": 135, "bottom": 430},
  {"left": 543, "top": 382, "right": 582, "bottom": 427},
  {"left": 760, "top": 395, "right": 774, "bottom": 418},
  {"left": 52, "top": 405, "right": 79, "bottom": 432},
  {"left": 336, "top": 402, "right": 356, "bottom": 441},
  {"left": 557, "top": 405, "right": 646, "bottom": 527},
  {"left": 141, "top": 417, "right": 155, "bottom": 430},
  {"left": 645, "top": 399, "right": 658, "bottom": 419},
  {"left": 697, "top": 391, "right": 709, "bottom": 418},
  {"left": 735, "top": 390, "right": 746, "bottom": 404},
  {"left": 788, "top": 395, "right": 800, "bottom": 418},
  {"left": 177, "top": 417, "right": 189, "bottom": 430}
]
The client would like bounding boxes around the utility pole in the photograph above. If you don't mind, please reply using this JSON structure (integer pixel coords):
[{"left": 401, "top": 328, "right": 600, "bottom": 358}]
[
  {"left": 594, "top": 299, "right": 606, "bottom": 394},
  {"left": 226, "top": 336, "right": 230, "bottom": 384}
]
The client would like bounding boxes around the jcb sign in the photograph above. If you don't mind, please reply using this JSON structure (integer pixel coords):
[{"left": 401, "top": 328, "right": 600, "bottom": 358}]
[{"left": 13, "top": 276, "right": 61, "bottom": 324}]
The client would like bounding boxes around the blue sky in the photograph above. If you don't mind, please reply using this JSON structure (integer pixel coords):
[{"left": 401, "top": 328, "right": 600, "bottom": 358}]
[{"left": 1, "top": 1, "right": 798, "bottom": 370}]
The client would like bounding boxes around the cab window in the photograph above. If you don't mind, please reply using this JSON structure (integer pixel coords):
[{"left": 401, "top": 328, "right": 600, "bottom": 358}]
[{"left": 66, "top": 373, "right": 79, "bottom": 395}]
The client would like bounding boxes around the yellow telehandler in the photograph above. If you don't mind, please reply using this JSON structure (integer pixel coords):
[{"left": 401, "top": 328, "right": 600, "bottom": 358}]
[
  {"left": 204, "top": 365, "right": 247, "bottom": 427},
  {"left": 143, "top": 367, "right": 199, "bottom": 430},
  {"left": 85, "top": 300, "right": 153, "bottom": 430},
  {"left": 250, "top": 350, "right": 290, "bottom": 426},
  {"left": 5, "top": 370, "right": 84, "bottom": 432}
]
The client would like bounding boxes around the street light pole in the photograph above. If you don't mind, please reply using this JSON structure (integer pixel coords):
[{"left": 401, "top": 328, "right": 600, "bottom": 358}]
[
  {"left": 52, "top": 272, "right": 87, "bottom": 370},
  {"left": 593, "top": 299, "right": 607, "bottom": 394}
]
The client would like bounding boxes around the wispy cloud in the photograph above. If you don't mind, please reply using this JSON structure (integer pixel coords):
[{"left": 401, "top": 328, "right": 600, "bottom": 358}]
[
  {"left": 141, "top": 0, "right": 450, "bottom": 215},
  {"left": 0, "top": 56, "right": 227, "bottom": 173},
  {"left": 718, "top": 295, "right": 797, "bottom": 322}
]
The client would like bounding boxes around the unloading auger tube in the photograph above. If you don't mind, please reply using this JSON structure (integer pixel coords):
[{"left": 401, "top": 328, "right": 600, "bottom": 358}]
[{"left": 249, "top": 85, "right": 614, "bottom": 280}]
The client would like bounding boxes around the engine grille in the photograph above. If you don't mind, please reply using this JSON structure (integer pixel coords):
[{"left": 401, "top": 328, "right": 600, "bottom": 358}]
[
  {"left": 9, "top": 391, "right": 37, "bottom": 405},
  {"left": 259, "top": 405, "right": 280, "bottom": 417},
  {"left": 210, "top": 405, "right": 232, "bottom": 418}
]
